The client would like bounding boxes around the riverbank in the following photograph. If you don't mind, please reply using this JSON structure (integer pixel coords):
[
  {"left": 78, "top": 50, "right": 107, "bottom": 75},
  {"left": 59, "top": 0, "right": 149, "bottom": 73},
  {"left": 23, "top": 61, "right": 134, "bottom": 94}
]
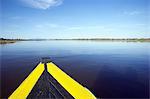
[
  {"left": 49, "top": 38, "right": 150, "bottom": 42},
  {"left": 0, "top": 40, "right": 17, "bottom": 44},
  {"left": 0, "top": 38, "right": 150, "bottom": 44}
]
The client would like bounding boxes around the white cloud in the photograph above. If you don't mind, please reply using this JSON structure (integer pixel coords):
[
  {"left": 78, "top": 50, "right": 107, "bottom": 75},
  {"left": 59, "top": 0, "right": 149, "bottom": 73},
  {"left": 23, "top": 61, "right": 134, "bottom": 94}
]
[
  {"left": 11, "top": 16, "right": 22, "bottom": 19},
  {"left": 21, "top": 0, "right": 63, "bottom": 9},
  {"left": 67, "top": 26, "right": 105, "bottom": 30},
  {"left": 46, "top": 23, "right": 59, "bottom": 28},
  {"left": 123, "top": 11, "right": 142, "bottom": 15},
  {"left": 35, "top": 24, "right": 107, "bottom": 31},
  {"left": 35, "top": 23, "right": 59, "bottom": 28},
  {"left": 35, "top": 24, "right": 44, "bottom": 28}
]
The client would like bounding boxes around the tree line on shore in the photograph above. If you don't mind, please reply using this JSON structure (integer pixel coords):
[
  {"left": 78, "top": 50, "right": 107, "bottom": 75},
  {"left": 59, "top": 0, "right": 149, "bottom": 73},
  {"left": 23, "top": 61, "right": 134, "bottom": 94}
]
[{"left": 1, "top": 38, "right": 150, "bottom": 42}]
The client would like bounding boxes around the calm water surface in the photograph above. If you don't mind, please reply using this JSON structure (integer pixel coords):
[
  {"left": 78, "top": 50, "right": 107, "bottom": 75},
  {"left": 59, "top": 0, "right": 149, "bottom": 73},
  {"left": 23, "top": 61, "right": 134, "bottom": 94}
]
[{"left": 0, "top": 41, "right": 149, "bottom": 98}]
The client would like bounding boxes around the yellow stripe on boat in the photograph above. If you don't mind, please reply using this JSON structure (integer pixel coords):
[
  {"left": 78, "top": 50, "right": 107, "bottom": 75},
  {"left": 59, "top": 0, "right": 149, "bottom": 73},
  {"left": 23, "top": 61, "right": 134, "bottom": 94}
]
[
  {"left": 9, "top": 63, "right": 45, "bottom": 99},
  {"left": 47, "top": 62, "right": 96, "bottom": 99}
]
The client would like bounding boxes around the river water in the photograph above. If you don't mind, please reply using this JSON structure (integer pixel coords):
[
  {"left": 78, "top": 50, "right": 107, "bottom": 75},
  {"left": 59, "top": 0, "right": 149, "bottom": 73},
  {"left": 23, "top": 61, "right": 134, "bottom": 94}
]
[{"left": 0, "top": 41, "right": 149, "bottom": 98}]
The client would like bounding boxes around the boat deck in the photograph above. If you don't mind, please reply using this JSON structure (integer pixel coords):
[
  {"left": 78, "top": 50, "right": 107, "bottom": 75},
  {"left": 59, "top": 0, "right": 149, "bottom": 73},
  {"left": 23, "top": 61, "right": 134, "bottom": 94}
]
[
  {"left": 9, "top": 58, "right": 96, "bottom": 99},
  {"left": 27, "top": 70, "right": 73, "bottom": 99}
]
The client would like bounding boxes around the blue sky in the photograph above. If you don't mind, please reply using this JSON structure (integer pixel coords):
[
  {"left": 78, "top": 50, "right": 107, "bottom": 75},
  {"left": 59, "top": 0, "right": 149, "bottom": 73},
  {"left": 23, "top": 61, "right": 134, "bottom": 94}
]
[{"left": 1, "top": 0, "right": 149, "bottom": 39}]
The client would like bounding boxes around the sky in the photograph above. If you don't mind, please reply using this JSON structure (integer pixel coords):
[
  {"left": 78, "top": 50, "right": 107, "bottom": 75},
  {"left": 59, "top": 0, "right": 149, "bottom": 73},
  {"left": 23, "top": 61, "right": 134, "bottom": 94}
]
[{"left": 1, "top": 0, "right": 150, "bottom": 39}]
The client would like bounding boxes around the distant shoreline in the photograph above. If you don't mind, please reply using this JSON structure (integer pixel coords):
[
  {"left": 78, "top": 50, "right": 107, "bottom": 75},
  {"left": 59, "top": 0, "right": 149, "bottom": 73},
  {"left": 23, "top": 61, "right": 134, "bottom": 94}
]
[
  {"left": 1, "top": 38, "right": 150, "bottom": 44},
  {"left": 0, "top": 39, "right": 17, "bottom": 44},
  {"left": 47, "top": 38, "right": 150, "bottom": 42}
]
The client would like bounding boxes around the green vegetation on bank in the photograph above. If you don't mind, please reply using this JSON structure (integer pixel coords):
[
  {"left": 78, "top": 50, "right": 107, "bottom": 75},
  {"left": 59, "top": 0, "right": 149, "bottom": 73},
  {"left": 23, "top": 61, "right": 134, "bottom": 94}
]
[
  {"left": 0, "top": 38, "right": 17, "bottom": 44},
  {"left": 0, "top": 38, "right": 150, "bottom": 44},
  {"left": 49, "top": 38, "right": 150, "bottom": 42},
  {"left": 0, "top": 38, "right": 49, "bottom": 44},
  {"left": 71, "top": 38, "right": 150, "bottom": 42}
]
